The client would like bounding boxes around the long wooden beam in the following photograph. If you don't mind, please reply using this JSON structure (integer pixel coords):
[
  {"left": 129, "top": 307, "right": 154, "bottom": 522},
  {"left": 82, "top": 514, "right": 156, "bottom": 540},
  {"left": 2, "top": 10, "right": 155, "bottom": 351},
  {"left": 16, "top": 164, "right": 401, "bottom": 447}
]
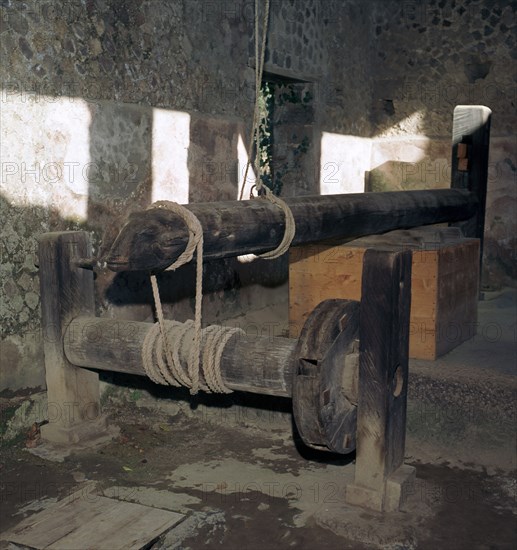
[
  {"left": 106, "top": 189, "right": 477, "bottom": 272},
  {"left": 64, "top": 316, "right": 297, "bottom": 397}
]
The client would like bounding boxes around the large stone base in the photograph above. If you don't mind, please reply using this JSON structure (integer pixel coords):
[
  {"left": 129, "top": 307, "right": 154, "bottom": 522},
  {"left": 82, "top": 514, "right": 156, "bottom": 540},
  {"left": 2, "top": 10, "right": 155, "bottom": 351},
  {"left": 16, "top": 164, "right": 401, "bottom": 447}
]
[
  {"left": 32, "top": 415, "right": 119, "bottom": 461},
  {"left": 346, "top": 464, "right": 416, "bottom": 512}
]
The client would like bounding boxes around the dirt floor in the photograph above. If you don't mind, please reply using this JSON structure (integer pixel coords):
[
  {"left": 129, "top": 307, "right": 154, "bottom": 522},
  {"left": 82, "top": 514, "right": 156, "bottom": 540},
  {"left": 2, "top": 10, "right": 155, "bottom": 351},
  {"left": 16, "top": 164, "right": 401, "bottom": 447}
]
[
  {"left": 1, "top": 399, "right": 515, "bottom": 550},
  {"left": 1, "top": 290, "right": 515, "bottom": 549}
]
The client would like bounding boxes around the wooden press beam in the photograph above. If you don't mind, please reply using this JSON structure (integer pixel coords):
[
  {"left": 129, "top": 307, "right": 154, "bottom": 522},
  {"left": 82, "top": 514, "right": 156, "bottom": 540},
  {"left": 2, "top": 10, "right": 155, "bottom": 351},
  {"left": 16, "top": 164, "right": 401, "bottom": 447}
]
[
  {"left": 106, "top": 189, "right": 477, "bottom": 272},
  {"left": 64, "top": 317, "right": 297, "bottom": 397}
]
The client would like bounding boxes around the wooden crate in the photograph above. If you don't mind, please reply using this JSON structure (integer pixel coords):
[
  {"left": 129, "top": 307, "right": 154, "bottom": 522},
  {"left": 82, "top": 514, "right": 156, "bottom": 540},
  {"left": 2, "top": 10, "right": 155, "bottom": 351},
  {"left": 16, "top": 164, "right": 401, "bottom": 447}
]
[{"left": 289, "top": 228, "right": 480, "bottom": 360}]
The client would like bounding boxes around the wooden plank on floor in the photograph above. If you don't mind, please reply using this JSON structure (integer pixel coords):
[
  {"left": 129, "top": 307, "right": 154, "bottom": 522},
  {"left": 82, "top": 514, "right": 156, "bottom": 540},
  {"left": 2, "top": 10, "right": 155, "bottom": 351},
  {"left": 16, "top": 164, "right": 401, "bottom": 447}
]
[
  {"left": 6, "top": 490, "right": 105, "bottom": 548},
  {"left": 6, "top": 493, "right": 185, "bottom": 550}
]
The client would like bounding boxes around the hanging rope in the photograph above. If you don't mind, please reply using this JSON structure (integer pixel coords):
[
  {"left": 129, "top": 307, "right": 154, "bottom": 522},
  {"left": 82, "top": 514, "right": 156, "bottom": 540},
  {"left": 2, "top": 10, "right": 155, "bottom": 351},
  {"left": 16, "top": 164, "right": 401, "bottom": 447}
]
[
  {"left": 240, "top": 0, "right": 271, "bottom": 199},
  {"left": 142, "top": 201, "right": 245, "bottom": 394},
  {"left": 142, "top": 0, "right": 293, "bottom": 392},
  {"left": 146, "top": 201, "right": 203, "bottom": 394},
  {"left": 237, "top": 0, "right": 296, "bottom": 263}
]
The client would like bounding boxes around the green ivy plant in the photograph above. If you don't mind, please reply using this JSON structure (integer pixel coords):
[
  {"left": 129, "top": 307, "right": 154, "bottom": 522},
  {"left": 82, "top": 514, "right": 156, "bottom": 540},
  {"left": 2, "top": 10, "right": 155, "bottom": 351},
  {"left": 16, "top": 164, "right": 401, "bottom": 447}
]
[{"left": 256, "top": 82, "right": 313, "bottom": 197}]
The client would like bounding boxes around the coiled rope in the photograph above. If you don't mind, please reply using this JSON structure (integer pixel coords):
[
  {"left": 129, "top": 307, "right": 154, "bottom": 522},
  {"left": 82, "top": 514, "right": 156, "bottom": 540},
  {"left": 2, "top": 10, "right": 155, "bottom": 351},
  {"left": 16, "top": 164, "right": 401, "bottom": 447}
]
[
  {"left": 142, "top": 318, "right": 243, "bottom": 394},
  {"left": 141, "top": 201, "right": 243, "bottom": 395},
  {"left": 142, "top": 0, "right": 294, "bottom": 392}
]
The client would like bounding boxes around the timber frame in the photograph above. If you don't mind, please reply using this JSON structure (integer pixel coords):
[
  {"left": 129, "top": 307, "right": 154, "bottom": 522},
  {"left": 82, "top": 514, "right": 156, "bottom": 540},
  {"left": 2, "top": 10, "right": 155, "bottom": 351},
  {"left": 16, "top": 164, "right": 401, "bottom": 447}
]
[
  {"left": 36, "top": 106, "right": 490, "bottom": 513},
  {"left": 38, "top": 232, "right": 414, "bottom": 512}
]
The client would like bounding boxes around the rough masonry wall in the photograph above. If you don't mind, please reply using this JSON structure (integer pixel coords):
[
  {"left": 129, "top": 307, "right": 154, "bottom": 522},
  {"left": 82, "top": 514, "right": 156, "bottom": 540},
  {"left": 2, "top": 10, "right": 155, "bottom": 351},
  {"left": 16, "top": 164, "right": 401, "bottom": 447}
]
[
  {"left": 2, "top": 0, "right": 513, "bottom": 394},
  {"left": 369, "top": 0, "right": 516, "bottom": 287},
  {"left": 266, "top": 0, "right": 375, "bottom": 193},
  {"left": 0, "top": 0, "right": 373, "bottom": 391}
]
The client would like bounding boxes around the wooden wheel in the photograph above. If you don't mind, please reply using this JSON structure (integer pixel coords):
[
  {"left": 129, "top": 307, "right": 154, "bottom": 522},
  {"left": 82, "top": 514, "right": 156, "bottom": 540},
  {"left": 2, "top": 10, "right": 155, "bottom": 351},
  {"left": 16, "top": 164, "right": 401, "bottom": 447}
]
[{"left": 292, "top": 299, "right": 359, "bottom": 454}]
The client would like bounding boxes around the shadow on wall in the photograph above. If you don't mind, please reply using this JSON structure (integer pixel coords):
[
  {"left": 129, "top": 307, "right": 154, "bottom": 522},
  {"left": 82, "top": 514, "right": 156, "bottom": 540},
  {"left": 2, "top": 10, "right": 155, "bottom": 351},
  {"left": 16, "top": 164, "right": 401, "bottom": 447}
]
[
  {"left": 0, "top": 192, "right": 88, "bottom": 392},
  {"left": 187, "top": 116, "right": 241, "bottom": 203},
  {"left": 83, "top": 102, "right": 290, "bottom": 326},
  {"left": 366, "top": 0, "right": 516, "bottom": 288},
  {"left": 85, "top": 101, "right": 155, "bottom": 322}
]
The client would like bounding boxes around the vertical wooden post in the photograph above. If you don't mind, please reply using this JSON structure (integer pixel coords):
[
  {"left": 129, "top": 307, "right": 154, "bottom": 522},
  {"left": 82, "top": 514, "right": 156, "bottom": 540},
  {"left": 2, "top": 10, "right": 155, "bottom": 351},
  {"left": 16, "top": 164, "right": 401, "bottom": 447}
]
[
  {"left": 450, "top": 105, "right": 492, "bottom": 280},
  {"left": 38, "top": 232, "right": 108, "bottom": 445},
  {"left": 346, "top": 248, "right": 415, "bottom": 512}
]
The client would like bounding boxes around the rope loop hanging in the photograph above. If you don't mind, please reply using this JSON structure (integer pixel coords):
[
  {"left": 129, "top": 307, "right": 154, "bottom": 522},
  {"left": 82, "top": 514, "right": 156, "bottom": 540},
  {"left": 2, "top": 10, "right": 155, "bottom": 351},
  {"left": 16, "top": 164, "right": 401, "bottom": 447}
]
[
  {"left": 146, "top": 201, "right": 204, "bottom": 394},
  {"left": 142, "top": 0, "right": 293, "bottom": 392},
  {"left": 238, "top": 0, "right": 296, "bottom": 263},
  {"left": 142, "top": 201, "right": 246, "bottom": 395}
]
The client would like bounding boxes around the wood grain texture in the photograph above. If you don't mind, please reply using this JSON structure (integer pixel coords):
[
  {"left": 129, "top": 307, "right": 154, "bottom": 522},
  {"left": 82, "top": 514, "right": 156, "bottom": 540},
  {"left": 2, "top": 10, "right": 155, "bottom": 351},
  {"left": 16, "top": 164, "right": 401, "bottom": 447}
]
[
  {"left": 64, "top": 317, "right": 297, "bottom": 397},
  {"left": 37, "top": 232, "right": 105, "bottom": 444},
  {"left": 106, "top": 189, "right": 477, "bottom": 271},
  {"left": 6, "top": 490, "right": 184, "bottom": 549},
  {"left": 291, "top": 299, "right": 359, "bottom": 453},
  {"left": 289, "top": 228, "right": 479, "bottom": 360},
  {"left": 354, "top": 248, "right": 412, "bottom": 492}
]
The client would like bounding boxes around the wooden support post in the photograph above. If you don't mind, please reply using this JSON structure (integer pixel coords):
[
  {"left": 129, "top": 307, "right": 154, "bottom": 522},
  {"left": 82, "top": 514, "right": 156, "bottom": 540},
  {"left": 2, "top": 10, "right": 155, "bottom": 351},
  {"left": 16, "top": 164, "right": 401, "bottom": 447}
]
[
  {"left": 450, "top": 105, "right": 491, "bottom": 280},
  {"left": 346, "top": 248, "right": 415, "bottom": 512},
  {"left": 37, "top": 232, "right": 110, "bottom": 445}
]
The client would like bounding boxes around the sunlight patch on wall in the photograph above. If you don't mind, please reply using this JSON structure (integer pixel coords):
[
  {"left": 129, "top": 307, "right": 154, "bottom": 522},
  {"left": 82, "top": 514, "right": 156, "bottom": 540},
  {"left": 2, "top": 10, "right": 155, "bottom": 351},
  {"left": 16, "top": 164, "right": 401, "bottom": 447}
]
[
  {"left": 373, "top": 110, "right": 429, "bottom": 139},
  {"left": 0, "top": 94, "right": 91, "bottom": 220},
  {"left": 237, "top": 133, "right": 256, "bottom": 199},
  {"left": 370, "top": 136, "right": 431, "bottom": 167},
  {"left": 370, "top": 111, "right": 435, "bottom": 190},
  {"left": 151, "top": 108, "right": 190, "bottom": 204},
  {"left": 320, "top": 133, "right": 372, "bottom": 194}
]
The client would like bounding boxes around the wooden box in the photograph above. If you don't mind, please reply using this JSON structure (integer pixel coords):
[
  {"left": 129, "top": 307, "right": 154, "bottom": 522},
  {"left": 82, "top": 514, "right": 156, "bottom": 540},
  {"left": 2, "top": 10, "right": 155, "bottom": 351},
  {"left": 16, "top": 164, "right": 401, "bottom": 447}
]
[{"left": 289, "top": 227, "right": 480, "bottom": 360}]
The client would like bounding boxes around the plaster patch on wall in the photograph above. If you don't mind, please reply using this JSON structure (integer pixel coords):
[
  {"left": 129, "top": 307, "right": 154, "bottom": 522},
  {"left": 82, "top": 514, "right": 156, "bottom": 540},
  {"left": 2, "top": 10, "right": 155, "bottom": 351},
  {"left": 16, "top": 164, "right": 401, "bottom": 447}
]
[
  {"left": 374, "top": 110, "right": 428, "bottom": 139},
  {"left": 151, "top": 108, "right": 190, "bottom": 204},
  {"left": 368, "top": 135, "right": 447, "bottom": 192},
  {"left": 1, "top": 95, "right": 91, "bottom": 221},
  {"left": 371, "top": 137, "right": 430, "bottom": 166},
  {"left": 0, "top": 334, "right": 46, "bottom": 391},
  {"left": 319, "top": 133, "right": 371, "bottom": 194}
]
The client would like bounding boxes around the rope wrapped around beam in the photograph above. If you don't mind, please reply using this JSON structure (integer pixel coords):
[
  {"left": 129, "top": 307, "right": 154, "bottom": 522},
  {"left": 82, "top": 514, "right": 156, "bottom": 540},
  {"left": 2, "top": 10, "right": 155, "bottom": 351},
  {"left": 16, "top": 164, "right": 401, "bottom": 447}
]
[{"left": 142, "top": 319, "right": 244, "bottom": 394}]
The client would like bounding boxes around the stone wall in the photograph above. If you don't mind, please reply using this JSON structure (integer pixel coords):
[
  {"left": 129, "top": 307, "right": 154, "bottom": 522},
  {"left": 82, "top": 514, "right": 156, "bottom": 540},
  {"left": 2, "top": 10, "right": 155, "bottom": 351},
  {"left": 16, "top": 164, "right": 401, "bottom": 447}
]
[
  {"left": 369, "top": 0, "right": 516, "bottom": 287},
  {"left": 0, "top": 0, "right": 374, "bottom": 391},
  {"left": 1, "top": 0, "right": 514, "bottom": 393}
]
